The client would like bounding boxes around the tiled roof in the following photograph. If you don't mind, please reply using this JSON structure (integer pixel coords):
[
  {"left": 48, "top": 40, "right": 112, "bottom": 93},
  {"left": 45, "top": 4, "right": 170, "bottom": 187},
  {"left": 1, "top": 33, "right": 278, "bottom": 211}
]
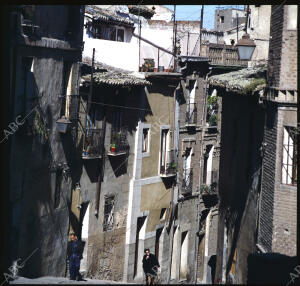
[
  {"left": 209, "top": 65, "right": 267, "bottom": 95},
  {"left": 85, "top": 5, "right": 134, "bottom": 27},
  {"left": 81, "top": 60, "right": 151, "bottom": 87},
  {"left": 127, "top": 5, "right": 155, "bottom": 18}
]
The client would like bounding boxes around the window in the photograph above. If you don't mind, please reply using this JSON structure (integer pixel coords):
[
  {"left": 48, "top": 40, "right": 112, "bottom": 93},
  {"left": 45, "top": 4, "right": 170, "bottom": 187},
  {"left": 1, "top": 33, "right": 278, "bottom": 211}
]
[
  {"left": 160, "top": 208, "right": 167, "bottom": 220},
  {"left": 160, "top": 128, "right": 169, "bottom": 172},
  {"left": 287, "top": 5, "right": 297, "bottom": 30},
  {"left": 117, "top": 29, "right": 124, "bottom": 42},
  {"left": 282, "top": 126, "right": 297, "bottom": 185},
  {"left": 88, "top": 22, "right": 125, "bottom": 42},
  {"left": 220, "top": 16, "right": 225, "bottom": 23},
  {"left": 103, "top": 196, "right": 114, "bottom": 231},
  {"left": 142, "top": 128, "right": 149, "bottom": 153}
]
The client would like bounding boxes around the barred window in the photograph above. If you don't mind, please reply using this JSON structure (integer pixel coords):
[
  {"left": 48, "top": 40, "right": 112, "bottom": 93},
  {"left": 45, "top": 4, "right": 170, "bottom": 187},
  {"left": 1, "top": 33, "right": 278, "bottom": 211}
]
[
  {"left": 282, "top": 126, "right": 297, "bottom": 185},
  {"left": 103, "top": 196, "right": 114, "bottom": 231}
]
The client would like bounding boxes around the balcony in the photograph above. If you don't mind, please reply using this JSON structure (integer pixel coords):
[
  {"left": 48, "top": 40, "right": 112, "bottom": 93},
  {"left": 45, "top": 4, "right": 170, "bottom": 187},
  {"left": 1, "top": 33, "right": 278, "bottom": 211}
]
[
  {"left": 200, "top": 183, "right": 218, "bottom": 208},
  {"left": 202, "top": 43, "right": 248, "bottom": 67},
  {"left": 107, "top": 127, "right": 129, "bottom": 156},
  {"left": 82, "top": 128, "right": 103, "bottom": 159},
  {"left": 182, "top": 168, "right": 193, "bottom": 195},
  {"left": 186, "top": 103, "right": 197, "bottom": 127},
  {"left": 160, "top": 150, "right": 177, "bottom": 178}
]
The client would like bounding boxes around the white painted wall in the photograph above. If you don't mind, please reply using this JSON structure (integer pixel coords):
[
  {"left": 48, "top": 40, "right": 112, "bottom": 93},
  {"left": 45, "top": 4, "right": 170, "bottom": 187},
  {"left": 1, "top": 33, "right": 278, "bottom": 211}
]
[
  {"left": 83, "top": 17, "right": 140, "bottom": 71},
  {"left": 248, "top": 5, "right": 271, "bottom": 67},
  {"left": 80, "top": 204, "right": 90, "bottom": 273}
]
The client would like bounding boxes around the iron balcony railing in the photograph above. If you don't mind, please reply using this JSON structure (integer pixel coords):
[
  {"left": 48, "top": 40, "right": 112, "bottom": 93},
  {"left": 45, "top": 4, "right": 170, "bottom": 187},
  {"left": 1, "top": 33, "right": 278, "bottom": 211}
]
[
  {"left": 108, "top": 126, "right": 129, "bottom": 156},
  {"left": 82, "top": 128, "right": 102, "bottom": 159},
  {"left": 182, "top": 168, "right": 193, "bottom": 195},
  {"left": 160, "top": 150, "right": 176, "bottom": 177},
  {"left": 186, "top": 103, "right": 197, "bottom": 126}
]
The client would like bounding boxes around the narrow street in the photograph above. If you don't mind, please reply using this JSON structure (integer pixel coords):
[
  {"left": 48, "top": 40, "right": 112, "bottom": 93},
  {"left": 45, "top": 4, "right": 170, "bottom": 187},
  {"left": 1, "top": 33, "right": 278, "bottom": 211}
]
[
  {"left": 1, "top": 4, "right": 297, "bottom": 285},
  {"left": 10, "top": 277, "right": 128, "bottom": 284}
]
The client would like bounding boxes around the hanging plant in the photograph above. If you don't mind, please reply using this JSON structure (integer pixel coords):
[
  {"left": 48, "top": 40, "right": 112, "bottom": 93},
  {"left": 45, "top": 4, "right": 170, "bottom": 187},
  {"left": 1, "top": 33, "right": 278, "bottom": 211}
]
[{"left": 32, "top": 108, "right": 49, "bottom": 143}]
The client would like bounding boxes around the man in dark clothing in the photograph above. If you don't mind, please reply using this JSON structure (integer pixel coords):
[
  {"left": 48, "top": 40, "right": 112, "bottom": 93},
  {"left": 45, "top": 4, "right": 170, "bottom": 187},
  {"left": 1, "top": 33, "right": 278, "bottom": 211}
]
[
  {"left": 67, "top": 233, "right": 83, "bottom": 281},
  {"left": 142, "top": 248, "right": 160, "bottom": 285}
]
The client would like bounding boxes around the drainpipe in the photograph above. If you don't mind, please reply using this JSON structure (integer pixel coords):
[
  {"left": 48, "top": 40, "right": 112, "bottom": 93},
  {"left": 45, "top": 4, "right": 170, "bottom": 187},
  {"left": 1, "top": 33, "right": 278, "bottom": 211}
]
[{"left": 194, "top": 67, "right": 212, "bottom": 284}]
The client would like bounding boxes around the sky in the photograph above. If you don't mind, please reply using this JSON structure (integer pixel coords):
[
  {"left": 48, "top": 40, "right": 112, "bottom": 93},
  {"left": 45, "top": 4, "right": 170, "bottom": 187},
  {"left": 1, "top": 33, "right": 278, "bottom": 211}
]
[{"left": 164, "top": 5, "right": 245, "bottom": 30}]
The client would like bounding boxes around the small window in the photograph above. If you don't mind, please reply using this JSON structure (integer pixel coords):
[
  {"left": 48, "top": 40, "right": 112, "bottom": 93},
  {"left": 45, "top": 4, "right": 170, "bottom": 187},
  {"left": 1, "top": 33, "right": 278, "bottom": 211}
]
[
  {"left": 103, "top": 196, "right": 114, "bottom": 231},
  {"left": 231, "top": 39, "right": 235, "bottom": 45},
  {"left": 142, "top": 128, "right": 149, "bottom": 153},
  {"left": 220, "top": 16, "right": 225, "bottom": 23},
  {"left": 160, "top": 208, "right": 167, "bottom": 220},
  {"left": 282, "top": 126, "right": 297, "bottom": 185},
  {"left": 117, "top": 29, "right": 124, "bottom": 42},
  {"left": 287, "top": 5, "right": 297, "bottom": 30},
  {"left": 109, "top": 28, "right": 116, "bottom": 41}
]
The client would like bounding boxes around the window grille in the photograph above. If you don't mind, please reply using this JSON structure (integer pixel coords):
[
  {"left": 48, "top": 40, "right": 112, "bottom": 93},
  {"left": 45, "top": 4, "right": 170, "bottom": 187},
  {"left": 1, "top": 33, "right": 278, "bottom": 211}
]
[{"left": 103, "top": 196, "right": 114, "bottom": 231}]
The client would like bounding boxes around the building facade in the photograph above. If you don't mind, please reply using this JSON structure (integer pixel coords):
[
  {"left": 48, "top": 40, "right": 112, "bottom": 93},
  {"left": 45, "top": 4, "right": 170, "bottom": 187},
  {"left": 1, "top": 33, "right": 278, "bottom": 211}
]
[
  {"left": 257, "top": 4, "right": 297, "bottom": 257},
  {"left": 5, "top": 5, "right": 84, "bottom": 277}
]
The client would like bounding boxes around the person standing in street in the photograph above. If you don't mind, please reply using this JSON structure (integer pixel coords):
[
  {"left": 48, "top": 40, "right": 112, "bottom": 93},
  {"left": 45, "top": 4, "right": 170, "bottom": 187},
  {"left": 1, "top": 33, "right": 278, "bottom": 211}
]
[
  {"left": 67, "top": 232, "right": 83, "bottom": 281},
  {"left": 142, "top": 248, "right": 160, "bottom": 285}
]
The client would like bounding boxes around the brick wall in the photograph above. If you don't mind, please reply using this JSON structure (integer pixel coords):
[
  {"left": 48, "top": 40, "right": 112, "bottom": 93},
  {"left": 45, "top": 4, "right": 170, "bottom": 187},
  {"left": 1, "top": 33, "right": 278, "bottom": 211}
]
[
  {"left": 267, "top": 5, "right": 284, "bottom": 87},
  {"left": 278, "top": 6, "right": 298, "bottom": 89},
  {"left": 271, "top": 108, "right": 297, "bottom": 256},
  {"left": 258, "top": 104, "right": 277, "bottom": 252},
  {"left": 268, "top": 5, "right": 297, "bottom": 90}
]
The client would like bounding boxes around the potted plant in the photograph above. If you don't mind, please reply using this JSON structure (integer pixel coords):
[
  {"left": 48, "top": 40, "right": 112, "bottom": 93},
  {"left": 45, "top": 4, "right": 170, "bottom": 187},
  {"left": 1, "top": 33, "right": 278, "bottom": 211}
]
[{"left": 110, "top": 143, "right": 116, "bottom": 153}]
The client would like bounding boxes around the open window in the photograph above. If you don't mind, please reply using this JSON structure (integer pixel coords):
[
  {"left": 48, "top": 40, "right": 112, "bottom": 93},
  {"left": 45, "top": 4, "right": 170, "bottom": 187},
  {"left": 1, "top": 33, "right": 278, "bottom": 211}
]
[
  {"left": 160, "top": 128, "right": 176, "bottom": 177},
  {"left": 142, "top": 128, "right": 150, "bottom": 153},
  {"left": 282, "top": 126, "right": 297, "bottom": 185}
]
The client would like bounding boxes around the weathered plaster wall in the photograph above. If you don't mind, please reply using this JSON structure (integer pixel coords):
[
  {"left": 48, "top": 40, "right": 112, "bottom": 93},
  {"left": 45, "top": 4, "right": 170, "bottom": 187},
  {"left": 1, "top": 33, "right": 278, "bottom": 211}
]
[
  {"left": 141, "top": 182, "right": 171, "bottom": 233},
  {"left": 81, "top": 87, "right": 144, "bottom": 281},
  {"left": 10, "top": 44, "right": 81, "bottom": 278},
  {"left": 142, "top": 83, "right": 175, "bottom": 178}
]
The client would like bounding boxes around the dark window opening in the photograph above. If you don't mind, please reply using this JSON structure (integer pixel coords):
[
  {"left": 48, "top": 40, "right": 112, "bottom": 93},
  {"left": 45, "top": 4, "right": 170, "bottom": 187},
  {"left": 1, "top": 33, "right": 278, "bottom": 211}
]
[
  {"left": 103, "top": 196, "right": 114, "bottom": 231},
  {"left": 142, "top": 128, "right": 149, "bottom": 153},
  {"left": 155, "top": 228, "right": 163, "bottom": 260},
  {"left": 117, "top": 29, "right": 124, "bottom": 42},
  {"left": 220, "top": 16, "right": 225, "bottom": 23},
  {"left": 160, "top": 208, "right": 167, "bottom": 220}
]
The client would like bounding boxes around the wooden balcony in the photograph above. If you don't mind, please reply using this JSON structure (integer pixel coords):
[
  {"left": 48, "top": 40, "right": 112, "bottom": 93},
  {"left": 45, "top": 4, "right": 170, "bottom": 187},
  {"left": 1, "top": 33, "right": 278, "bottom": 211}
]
[{"left": 201, "top": 43, "right": 248, "bottom": 67}]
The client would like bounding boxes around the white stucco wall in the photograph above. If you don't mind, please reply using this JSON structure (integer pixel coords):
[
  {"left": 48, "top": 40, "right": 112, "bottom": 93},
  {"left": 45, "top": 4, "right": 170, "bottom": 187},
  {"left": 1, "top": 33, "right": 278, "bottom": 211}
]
[
  {"left": 248, "top": 5, "right": 271, "bottom": 66},
  {"left": 83, "top": 18, "right": 140, "bottom": 71}
]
